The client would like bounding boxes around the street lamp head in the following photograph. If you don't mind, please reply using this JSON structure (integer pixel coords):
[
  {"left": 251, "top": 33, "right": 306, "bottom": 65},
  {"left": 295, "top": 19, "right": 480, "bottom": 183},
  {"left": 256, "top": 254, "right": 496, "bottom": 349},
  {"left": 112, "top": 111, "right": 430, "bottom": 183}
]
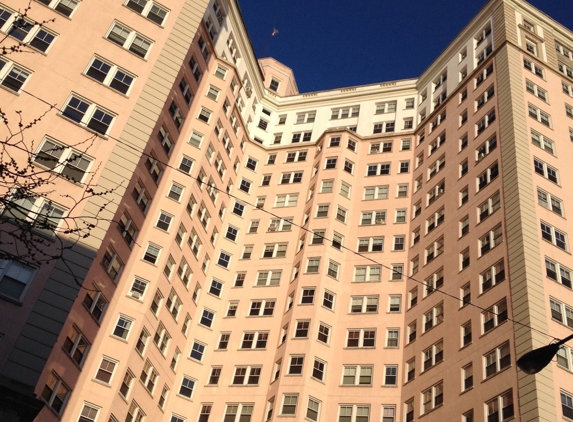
[
  {"left": 517, "top": 333, "right": 573, "bottom": 375},
  {"left": 516, "top": 343, "right": 560, "bottom": 375}
]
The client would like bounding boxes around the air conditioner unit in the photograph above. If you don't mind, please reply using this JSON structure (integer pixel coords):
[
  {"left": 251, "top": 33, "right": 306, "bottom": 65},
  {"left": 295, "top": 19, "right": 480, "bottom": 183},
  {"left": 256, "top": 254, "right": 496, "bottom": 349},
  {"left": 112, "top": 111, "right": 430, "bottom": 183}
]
[
  {"left": 479, "top": 152, "right": 485, "bottom": 158},
  {"left": 131, "top": 291, "right": 141, "bottom": 299},
  {"left": 439, "top": 188, "right": 444, "bottom": 194},
  {"left": 375, "top": 219, "right": 384, "bottom": 224},
  {"left": 268, "top": 225, "right": 277, "bottom": 232}
]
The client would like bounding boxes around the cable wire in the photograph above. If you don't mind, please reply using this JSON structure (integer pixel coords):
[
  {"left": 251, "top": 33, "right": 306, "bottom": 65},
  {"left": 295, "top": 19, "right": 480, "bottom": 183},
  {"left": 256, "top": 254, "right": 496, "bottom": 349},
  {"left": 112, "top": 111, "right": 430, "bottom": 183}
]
[{"left": 18, "top": 87, "right": 559, "bottom": 343}]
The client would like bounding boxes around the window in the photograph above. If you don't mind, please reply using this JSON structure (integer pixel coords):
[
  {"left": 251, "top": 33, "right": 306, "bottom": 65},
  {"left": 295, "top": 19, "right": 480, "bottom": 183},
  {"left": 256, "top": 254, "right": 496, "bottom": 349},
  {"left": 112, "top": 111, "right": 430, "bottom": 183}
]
[
  {"left": 425, "top": 236, "right": 444, "bottom": 263},
  {"left": 559, "top": 60, "right": 573, "bottom": 79},
  {"left": 249, "top": 299, "right": 276, "bottom": 316},
  {"left": 366, "top": 162, "right": 391, "bottom": 176},
  {"left": 484, "top": 342, "right": 511, "bottom": 378},
  {"left": 360, "top": 211, "right": 386, "bottom": 225},
  {"left": 40, "top": 372, "right": 70, "bottom": 415},
  {"left": 241, "top": 331, "right": 268, "bottom": 349},
  {"left": 288, "top": 355, "right": 304, "bottom": 375},
  {"left": 388, "top": 296, "right": 402, "bottom": 313},
  {"left": 61, "top": 93, "right": 117, "bottom": 136},
  {"left": 140, "top": 360, "right": 158, "bottom": 394},
  {"left": 0, "top": 57, "right": 32, "bottom": 93},
  {"left": 428, "top": 155, "right": 446, "bottom": 181},
  {"left": 33, "top": 136, "right": 94, "bottom": 183},
  {"left": 404, "top": 358, "right": 416, "bottom": 385},
  {"left": 133, "top": 328, "right": 150, "bottom": 356},
  {"left": 477, "top": 161, "right": 499, "bottom": 191},
  {"left": 106, "top": 21, "right": 152, "bottom": 58},
  {"left": 280, "top": 171, "right": 303, "bottom": 184},
  {"left": 384, "top": 366, "right": 398, "bottom": 386},
  {"left": 232, "top": 366, "right": 262, "bottom": 385},
  {"left": 331, "top": 106, "right": 360, "bottom": 119},
  {"left": 262, "top": 243, "right": 287, "bottom": 258},
  {"left": 85, "top": 55, "right": 136, "bottom": 95},
  {"left": 112, "top": 314, "right": 133, "bottom": 339},
  {"left": 528, "top": 104, "right": 551, "bottom": 127},
  {"left": 83, "top": 287, "right": 108, "bottom": 323},
  {"left": 200, "top": 308, "right": 214, "bottom": 328},
  {"left": 534, "top": 158, "right": 559, "bottom": 184},
  {"left": 550, "top": 298, "right": 573, "bottom": 328},
  {"left": 545, "top": 257, "right": 572, "bottom": 289},
  {"left": 315, "top": 322, "right": 331, "bottom": 345},
  {"left": 375, "top": 101, "right": 397, "bottom": 114},
  {"left": 269, "top": 78, "right": 280, "bottom": 91},
  {"left": 460, "top": 159, "right": 469, "bottom": 177},
  {"left": 541, "top": 221, "right": 568, "bottom": 251},
  {"left": 480, "top": 260, "right": 505, "bottom": 293},
  {"left": 279, "top": 394, "right": 298, "bottom": 416},
  {"left": 430, "top": 111, "right": 446, "bottom": 131},
  {"left": 423, "top": 340, "right": 444, "bottom": 371},
  {"left": 564, "top": 80, "right": 573, "bottom": 97},
  {"left": 407, "top": 321, "right": 417, "bottom": 344},
  {"left": 363, "top": 185, "right": 388, "bottom": 200},
  {"left": 308, "top": 358, "right": 327, "bottom": 384},
  {"left": 336, "top": 206, "right": 347, "bottom": 223},
  {"left": 142, "top": 243, "right": 161, "bottom": 265},
  {"left": 424, "top": 303, "right": 444, "bottom": 331},
  {"left": 78, "top": 403, "right": 100, "bottom": 422},
  {"left": 153, "top": 322, "right": 171, "bottom": 354},
  {"left": 217, "top": 333, "right": 230, "bottom": 350},
  {"left": 422, "top": 381, "right": 444, "bottom": 414},
  {"left": 150, "top": 289, "right": 163, "bottom": 315},
  {"left": 357, "top": 237, "right": 384, "bottom": 252},
  {"left": 426, "top": 207, "right": 445, "bottom": 233},
  {"left": 524, "top": 79, "right": 547, "bottom": 102},
  {"left": 101, "top": 246, "right": 123, "bottom": 283},
  {"left": 353, "top": 266, "right": 381, "bottom": 282},
  {"left": 457, "top": 135, "right": 468, "bottom": 155},
  {"left": 198, "top": 107, "right": 212, "bottom": 124},
  {"left": 424, "top": 268, "right": 444, "bottom": 296},
  {"left": 239, "top": 178, "right": 252, "bottom": 194},
  {"left": 323, "top": 290, "right": 335, "bottom": 310},
  {"left": 397, "top": 184, "right": 408, "bottom": 198},
  {"left": 479, "top": 224, "right": 503, "bottom": 256},
  {"left": 346, "top": 329, "right": 376, "bottom": 348},
  {"left": 350, "top": 296, "right": 378, "bottom": 314},
  {"left": 294, "top": 320, "right": 310, "bottom": 338},
  {"left": 62, "top": 325, "right": 89, "bottom": 366},
  {"left": 178, "top": 375, "right": 195, "bottom": 399},
  {"left": 389, "top": 265, "right": 401, "bottom": 281},
  {"left": 189, "top": 340, "right": 206, "bottom": 362},
  {"left": 482, "top": 298, "right": 508, "bottom": 333},
  {"left": 179, "top": 79, "right": 193, "bottom": 105},
  {"left": 538, "top": 189, "right": 563, "bottom": 216},
  {"left": 486, "top": 390, "right": 514, "bottom": 422},
  {"left": 125, "top": 0, "right": 168, "bottom": 25},
  {"left": 460, "top": 186, "right": 469, "bottom": 205},
  {"left": 428, "top": 133, "right": 446, "bottom": 157},
  {"left": 338, "top": 405, "right": 370, "bottom": 422},
  {"left": 223, "top": 404, "right": 254, "bottom": 422},
  {"left": 342, "top": 365, "right": 373, "bottom": 386},
  {"left": 256, "top": 270, "right": 282, "bottom": 286},
  {"left": 474, "top": 136, "right": 497, "bottom": 163}
]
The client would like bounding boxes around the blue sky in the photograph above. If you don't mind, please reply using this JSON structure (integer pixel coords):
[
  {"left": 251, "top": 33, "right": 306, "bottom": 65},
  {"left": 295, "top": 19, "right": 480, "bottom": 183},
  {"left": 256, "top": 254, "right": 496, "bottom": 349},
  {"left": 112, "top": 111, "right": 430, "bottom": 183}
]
[{"left": 239, "top": 0, "right": 573, "bottom": 93}]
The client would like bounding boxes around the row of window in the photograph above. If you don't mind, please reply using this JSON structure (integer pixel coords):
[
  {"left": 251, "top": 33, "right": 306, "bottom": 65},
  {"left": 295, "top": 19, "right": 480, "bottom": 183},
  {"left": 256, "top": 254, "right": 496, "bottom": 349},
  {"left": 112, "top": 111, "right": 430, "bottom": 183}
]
[
  {"left": 405, "top": 387, "right": 514, "bottom": 422},
  {"left": 70, "top": 399, "right": 399, "bottom": 422},
  {"left": 222, "top": 293, "right": 402, "bottom": 320},
  {"left": 409, "top": 260, "right": 505, "bottom": 312}
]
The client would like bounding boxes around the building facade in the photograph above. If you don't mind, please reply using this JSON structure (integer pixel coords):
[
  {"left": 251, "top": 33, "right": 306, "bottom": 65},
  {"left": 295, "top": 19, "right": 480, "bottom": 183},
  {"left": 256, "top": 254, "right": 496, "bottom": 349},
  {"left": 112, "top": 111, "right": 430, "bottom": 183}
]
[{"left": 0, "top": 0, "right": 573, "bottom": 421}]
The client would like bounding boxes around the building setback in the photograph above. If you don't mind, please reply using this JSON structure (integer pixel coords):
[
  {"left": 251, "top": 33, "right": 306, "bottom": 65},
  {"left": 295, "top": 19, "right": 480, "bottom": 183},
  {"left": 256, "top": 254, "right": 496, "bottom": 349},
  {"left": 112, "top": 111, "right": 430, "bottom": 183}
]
[{"left": 0, "top": 0, "right": 572, "bottom": 421}]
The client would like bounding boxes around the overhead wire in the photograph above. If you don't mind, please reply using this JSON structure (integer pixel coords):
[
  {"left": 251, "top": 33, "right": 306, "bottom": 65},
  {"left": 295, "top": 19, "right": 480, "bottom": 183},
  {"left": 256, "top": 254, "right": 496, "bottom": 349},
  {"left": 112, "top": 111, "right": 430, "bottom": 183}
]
[{"left": 18, "top": 86, "right": 559, "bottom": 343}]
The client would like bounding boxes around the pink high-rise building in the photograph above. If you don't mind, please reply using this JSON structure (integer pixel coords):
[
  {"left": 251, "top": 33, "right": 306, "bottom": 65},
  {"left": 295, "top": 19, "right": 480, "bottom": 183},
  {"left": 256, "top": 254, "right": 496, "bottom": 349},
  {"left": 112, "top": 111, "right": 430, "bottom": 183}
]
[{"left": 0, "top": 0, "right": 572, "bottom": 421}]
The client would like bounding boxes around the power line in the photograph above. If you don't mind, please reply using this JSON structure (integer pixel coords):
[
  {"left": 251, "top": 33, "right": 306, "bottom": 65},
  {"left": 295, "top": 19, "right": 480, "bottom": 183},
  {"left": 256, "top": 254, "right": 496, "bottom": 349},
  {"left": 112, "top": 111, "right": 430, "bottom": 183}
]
[{"left": 18, "top": 87, "right": 558, "bottom": 343}]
